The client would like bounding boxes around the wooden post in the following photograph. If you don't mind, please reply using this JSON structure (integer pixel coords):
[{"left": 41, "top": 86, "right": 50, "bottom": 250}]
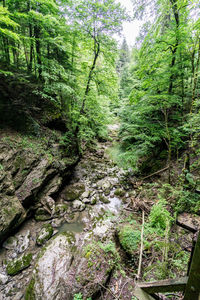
[{"left": 183, "top": 232, "right": 200, "bottom": 299}]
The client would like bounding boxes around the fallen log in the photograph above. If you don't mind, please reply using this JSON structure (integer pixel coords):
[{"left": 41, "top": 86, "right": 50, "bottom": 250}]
[{"left": 142, "top": 166, "right": 169, "bottom": 181}]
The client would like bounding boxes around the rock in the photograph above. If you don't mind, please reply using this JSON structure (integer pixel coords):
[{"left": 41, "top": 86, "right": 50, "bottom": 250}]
[
  {"left": 0, "top": 195, "right": 26, "bottom": 244},
  {"left": 70, "top": 241, "right": 116, "bottom": 299},
  {"left": 114, "top": 188, "right": 126, "bottom": 197},
  {"left": 82, "top": 198, "right": 90, "bottom": 204},
  {"left": 54, "top": 203, "right": 69, "bottom": 217},
  {"left": 34, "top": 208, "right": 51, "bottom": 221},
  {"left": 25, "top": 233, "right": 75, "bottom": 300},
  {"left": 16, "top": 159, "right": 53, "bottom": 204},
  {"left": 51, "top": 218, "right": 64, "bottom": 228},
  {"left": 12, "top": 292, "right": 23, "bottom": 300},
  {"left": 64, "top": 212, "right": 79, "bottom": 223},
  {"left": 81, "top": 190, "right": 90, "bottom": 199},
  {"left": 3, "top": 230, "right": 30, "bottom": 254},
  {"left": 16, "top": 230, "right": 30, "bottom": 253},
  {"left": 99, "top": 195, "right": 110, "bottom": 204},
  {"left": 97, "top": 178, "right": 111, "bottom": 191},
  {"left": 41, "top": 196, "right": 55, "bottom": 214},
  {"left": 63, "top": 183, "right": 85, "bottom": 201},
  {"left": 0, "top": 273, "right": 9, "bottom": 284},
  {"left": 90, "top": 196, "right": 97, "bottom": 205},
  {"left": 40, "top": 176, "right": 62, "bottom": 199},
  {"left": 6, "top": 253, "right": 32, "bottom": 276},
  {"left": 36, "top": 224, "right": 53, "bottom": 246},
  {"left": 72, "top": 200, "right": 85, "bottom": 211},
  {"left": 3, "top": 236, "right": 18, "bottom": 250},
  {"left": 26, "top": 231, "right": 117, "bottom": 300}
]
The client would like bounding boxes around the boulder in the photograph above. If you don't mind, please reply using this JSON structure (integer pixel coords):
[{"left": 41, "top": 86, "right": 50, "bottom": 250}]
[
  {"left": 72, "top": 200, "right": 85, "bottom": 211},
  {"left": 25, "top": 233, "right": 75, "bottom": 300},
  {"left": 26, "top": 233, "right": 117, "bottom": 300},
  {"left": 36, "top": 224, "right": 53, "bottom": 246},
  {"left": 6, "top": 253, "right": 32, "bottom": 276},
  {"left": 63, "top": 183, "right": 85, "bottom": 201},
  {"left": 81, "top": 190, "right": 90, "bottom": 199},
  {"left": 3, "top": 230, "right": 30, "bottom": 254},
  {"left": 0, "top": 195, "right": 26, "bottom": 244},
  {"left": 34, "top": 208, "right": 51, "bottom": 222}
]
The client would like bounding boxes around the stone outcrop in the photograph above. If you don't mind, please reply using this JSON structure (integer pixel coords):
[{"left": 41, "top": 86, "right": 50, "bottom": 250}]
[
  {"left": 0, "top": 135, "right": 78, "bottom": 245},
  {"left": 26, "top": 226, "right": 117, "bottom": 300}
]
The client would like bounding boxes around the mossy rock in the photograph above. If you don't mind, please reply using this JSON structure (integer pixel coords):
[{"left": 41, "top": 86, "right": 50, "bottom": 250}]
[
  {"left": 54, "top": 203, "right": 69, "bottom": 215},
  {"left": 117, "top": 225, "right": 140, "bottom": 256},
  {"left": 6, "top": 253, "right": 32, "bottom": 276},
  {"left": 0, "top": 195, "right": 26, "bottom": 244},
  {"left": 64, "top": 183, "right": 85, "bottom": 201},
  {"left": 90, "top": 197, "right": 97, "bottom": 205},
  {"left": 34, "top": 208, "right": 51, "bottom": 221},
  {"left": 99, "top": 195, "right": 110, "bottom": 204},
  {"left": 36, "top": 224, "right": 53, "bottom": 246},
  {"left": 114, "top": 188, "right": 126, "bottom": 197}
]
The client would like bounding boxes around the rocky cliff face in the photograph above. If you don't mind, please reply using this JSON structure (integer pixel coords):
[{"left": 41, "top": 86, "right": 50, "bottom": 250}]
[{"left": 0, "top": 130, "right": 78, "bottom": 245}]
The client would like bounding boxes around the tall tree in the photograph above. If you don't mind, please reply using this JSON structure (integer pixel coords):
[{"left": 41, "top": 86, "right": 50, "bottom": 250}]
[{"left": 67, "top": 0, "right": 127, "bottom": 115}]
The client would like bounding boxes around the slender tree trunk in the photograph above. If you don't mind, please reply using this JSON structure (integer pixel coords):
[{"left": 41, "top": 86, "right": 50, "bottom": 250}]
[
  {"left": 74, "top": 38, "right": 100, "bottom": 155},
  {"left": 23, "top": 38, "right": 29, "bottom": 70},
  {"left": 190, "top": 38, "right": 200, "bottom": 113},
  {"left": 80, "top": 40, "right": 100, "bottom": 114},
  {"left": 34, "top": 25, "right": 42, "bottom": 80},
  {"left": 28, "top": 23, "right": 34, "bottom": 73},
  {"left": 168, "top": 0, "right": 179, "bottom": 94},
  {"left": 2, "top": 0, "right": 10, "bottom": 65},
  {"left": 163, "top": 108, "right": 172, "bottom": 184},
  {"left": 27, "top": 0, "right": 33, "bottom": 73},
  {"left": 180, "top": 50, "right": 185, "bottom": 118}
]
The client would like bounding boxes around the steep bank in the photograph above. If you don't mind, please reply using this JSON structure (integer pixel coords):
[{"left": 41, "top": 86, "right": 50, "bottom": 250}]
[{"left": 0, "top": 128, "right": 79, "bottom": 245}]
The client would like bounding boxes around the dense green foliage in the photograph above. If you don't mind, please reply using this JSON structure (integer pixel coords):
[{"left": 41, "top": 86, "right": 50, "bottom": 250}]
[
  {"left": 119, "top": 0, "right": 200, "bottom": 177},
  {"left": 0, "top": 0, "right": 127, "bottom": 150}
]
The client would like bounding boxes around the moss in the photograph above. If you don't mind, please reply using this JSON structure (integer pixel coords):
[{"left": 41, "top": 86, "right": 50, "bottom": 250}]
[
  {"left": 34, "top": 208, "right": 51, "bottom": 221},
  {"left": 99, "top": 195, "right": 110, "bottom": 204},
  {"left": 118, "top": 225, "right": 141, "bottom": 255},
  {"left": 114, "top": 188, "right": 126, "bottom": 197},
  {"left": 36, "top": 223, "right": 53, "bottom": 246},
  {"left": 55, "top": 204, "right": 68, "bottom": 214},
  {"left": 6, "top": 253, "right": 32, "bottom": 276},
  {"left": 25, "top": 279, "right": 35, "bottom": 300},
  {"left": 65, "top": 183, "right": 85, "bottom": 201}
]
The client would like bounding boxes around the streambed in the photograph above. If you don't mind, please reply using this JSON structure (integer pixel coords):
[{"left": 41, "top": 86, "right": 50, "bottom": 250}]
[{"left": 0, "top": 125, "right": 135, "bottom": 300}]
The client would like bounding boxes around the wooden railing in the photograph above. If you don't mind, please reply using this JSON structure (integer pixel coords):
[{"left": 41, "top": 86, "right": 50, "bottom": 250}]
[{"left": 134, "top": 228, "right": 200, "bottom": 300}]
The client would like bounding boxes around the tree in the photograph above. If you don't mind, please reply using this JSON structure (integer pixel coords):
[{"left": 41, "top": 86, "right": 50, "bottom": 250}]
[
  {"left": 67, "top": 0, "right": 127, "bottom": 115},
  {"left": 119, "top": 0, "right": 200, "bottom": 176}
]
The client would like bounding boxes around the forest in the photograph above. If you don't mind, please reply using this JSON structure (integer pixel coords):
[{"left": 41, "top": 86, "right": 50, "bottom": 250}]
[{"left": 0, "top": 0, "right": 200, "bottom": 299}]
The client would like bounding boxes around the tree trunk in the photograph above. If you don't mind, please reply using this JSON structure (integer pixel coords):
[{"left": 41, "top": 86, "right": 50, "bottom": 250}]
[
  {"left": 80, "top": 40, "right": 100, "bottom": 114},
  {"left": 27, "top": 0, "right": 33, "bottom": 73},
  {"left": 168, "top": 0, "right": 179, "bottom": 94},
  {"left": 190, "top": 38, "right": 200, "bottom": 113},
  {"left": 34, "top": 25, "right": 42, "bottom": 80}
]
